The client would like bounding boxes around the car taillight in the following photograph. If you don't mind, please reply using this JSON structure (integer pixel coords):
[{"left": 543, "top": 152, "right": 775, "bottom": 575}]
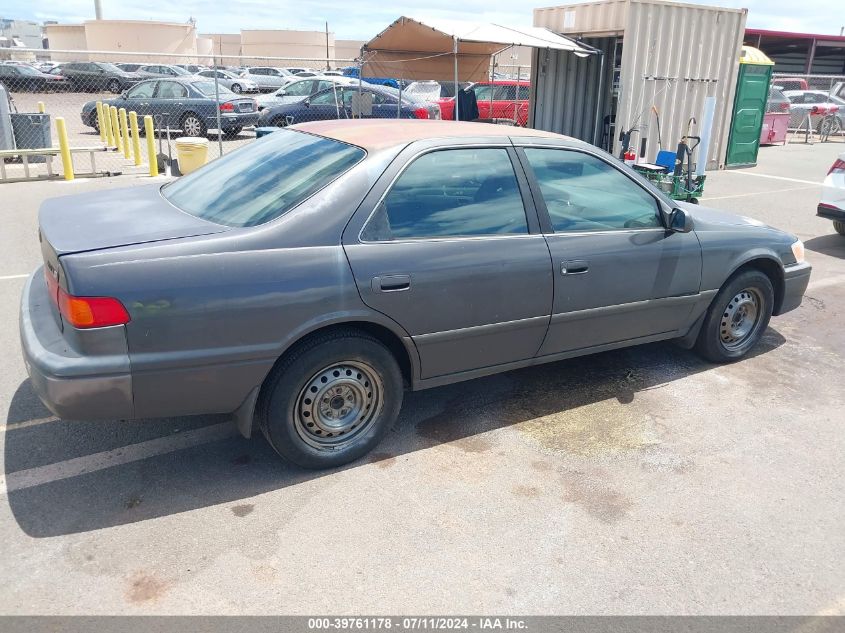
[
  {"left": 45, "top": 268, "right": 129, "bottom": 329},
  {"left": 828, "top": 159, "right": 845, "bottom": 175},
  {"left": 220, "top": 102, "right": 234, "bottom": 112},
  {"left": 413, "top": 107, "right": 429, "bottom": 119}
]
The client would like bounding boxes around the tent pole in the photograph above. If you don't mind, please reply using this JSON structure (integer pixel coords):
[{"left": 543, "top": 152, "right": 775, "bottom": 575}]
[
  {"left": 592, "top": 50, "right": 605, "bottom": 146},
  {"left": 453, "top": 36, "right": 459, "bottom": 122}
]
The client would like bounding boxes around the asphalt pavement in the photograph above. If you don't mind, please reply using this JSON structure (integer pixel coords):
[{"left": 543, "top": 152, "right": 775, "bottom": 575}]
[{"left": 0, "top": 140, "right": 843, "bottom": 615}]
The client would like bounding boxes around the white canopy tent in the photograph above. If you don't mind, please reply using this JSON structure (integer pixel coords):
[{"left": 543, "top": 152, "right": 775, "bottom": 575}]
[
  {"left": 359, "top": 17, "right": 598, "bottom": 121},
  {"left": 361, "top": 17, "right": 595, "bottom": 82}
]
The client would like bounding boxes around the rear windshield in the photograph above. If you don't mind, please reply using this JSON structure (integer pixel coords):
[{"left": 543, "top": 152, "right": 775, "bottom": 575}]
[
  {"left": 162, "top": 130, "right": 366, "bottom": 227},
  {"left": 191, "top": 80, "right": 234, "bottom": 97}
]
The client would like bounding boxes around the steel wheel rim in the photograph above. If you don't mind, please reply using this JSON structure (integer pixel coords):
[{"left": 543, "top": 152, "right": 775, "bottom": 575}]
[
  {"left": 293, "top": 361, "right": 384, "bottom": 451},
  {"left": 720, "top": 288, "right": 762, "bottom": 351},
  {"left": 183, "top": 116, "right": 202, "bottom": 136}
]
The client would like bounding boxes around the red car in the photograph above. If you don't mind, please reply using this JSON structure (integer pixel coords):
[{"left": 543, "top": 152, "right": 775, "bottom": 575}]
[{"left": 439, "top": 80, "right": 530, "bottom": 126}]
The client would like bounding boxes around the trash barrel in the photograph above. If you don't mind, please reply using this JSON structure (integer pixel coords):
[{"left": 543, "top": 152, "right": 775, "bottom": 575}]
[
  {"left": 255, "top": 126, "right": 279, "bottom": 138},
  {"left": 174, "top": 137, "right": 209, "bottom": 175},
  {"left": 10, "top": 113, "right": 51, "bottom": 163}
]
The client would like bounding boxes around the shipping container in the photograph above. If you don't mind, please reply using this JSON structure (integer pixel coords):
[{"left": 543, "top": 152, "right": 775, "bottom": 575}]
[{"left": 532, "top": 0, "right": 747, "bottom": 170}]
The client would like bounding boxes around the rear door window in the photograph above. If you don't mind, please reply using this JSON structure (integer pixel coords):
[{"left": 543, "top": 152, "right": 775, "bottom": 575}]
[{"left": 362, "top": 148, "right": 528, "bottom": 240}]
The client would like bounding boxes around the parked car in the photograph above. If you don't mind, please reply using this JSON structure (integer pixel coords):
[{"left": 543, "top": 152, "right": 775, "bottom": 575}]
[
  {"left": 196, "top": 69, "right": 259, "bottom": 94},
  {"left": 341, "top": 66, "right": 401, "bottom": 89},
  {"left": 175, "top": 64, "right": 207, "bottom": 74},
  {"left": 115, "top": 63, "right": 145, "bottom": 73},
  {"left": 239, "top": 67, "right": 295, "bottom": 92},
  {"left": 58, "top": 61, "right": 143, "bottom": 93},
  {"left": 257, "top": 83, "right": 440, "bottom": 126},
  {"left": 818, "top": 152, "right": 845, "bottom": 236},
  {"left": 255, "top": 76, "right": 357, "bottom": 110},
  {"left": 0, "top": 63, "right": 69, "bottom": 91},
  {"left": 772, "top": 77, "right": 809, "bottom": 92},
  {"left": 134, "top": 64, "right": 193, "bottom": 78},
  {"left": 439, "top": 80, "right": 531, "bottom": 125},
  {"left": 20, "top": 120, "right": 811, "bottom": 469},
  {"left": 784, "top": 89, "right": 843, "bottom": 133},
  {"left": 323, "top": 70, "right": 344, "bottom": 77},
  {"left": 283, "top": 67, "right": 311, "bottom": 75},
  {"left": 766, "top": 86, "right": 791, "bottom": 113},
  {"left": 81, "top": 77, "right": 259, "bottom": 137}
]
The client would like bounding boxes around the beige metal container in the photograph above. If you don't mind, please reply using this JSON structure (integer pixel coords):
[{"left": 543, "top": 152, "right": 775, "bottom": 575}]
[{"left": 532, "top": 0, "right": 747, "bottom": 169}]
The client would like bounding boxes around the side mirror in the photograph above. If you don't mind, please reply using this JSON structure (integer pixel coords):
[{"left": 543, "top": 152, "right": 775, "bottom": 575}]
[
  {"left": 303, "top": 98, "right": 310, "bottom": 107},
  {"left": 668, "top": 207, "right": 693, "bottom": 233},
  {"left": 121, "top": 91, "right": 128, "bottom": 99}
]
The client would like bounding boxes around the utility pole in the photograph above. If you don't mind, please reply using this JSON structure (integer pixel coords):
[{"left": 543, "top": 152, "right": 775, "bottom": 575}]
[
  {"left": 94, "top": 0, "right": 102, "bottom": 19},
  {"left": 325, "top": 22, "right": 330, "bottom": 71}
]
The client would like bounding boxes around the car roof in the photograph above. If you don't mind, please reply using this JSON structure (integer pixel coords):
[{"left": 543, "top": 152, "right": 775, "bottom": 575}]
[{"left": 291, "top": 119, "right": 574, "bottom": 152}]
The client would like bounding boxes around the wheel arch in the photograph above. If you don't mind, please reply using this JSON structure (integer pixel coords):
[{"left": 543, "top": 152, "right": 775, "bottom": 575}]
[
  {"left": 234, "top": 315, "right": 419, "bottom": 438},
  {"left": 725, "top": 255, "right": 785, "bottom": 315}
]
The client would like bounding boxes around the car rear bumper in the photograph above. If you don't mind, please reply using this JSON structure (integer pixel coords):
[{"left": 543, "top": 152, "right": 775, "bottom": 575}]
[
  {"left": 817, "top": 203, "right": 845, "bottom": 222},
  {"left": 776, "top": 261, "right": 812, "bottom": 315},
  {"left": 206, "top": 112, "right": 259, "bottom": 129},
  {"left": 19, "top": 269, "right": 134, "bottom": 420}
]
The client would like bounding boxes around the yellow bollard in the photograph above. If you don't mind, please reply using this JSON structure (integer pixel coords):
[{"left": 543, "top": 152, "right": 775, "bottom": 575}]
[
  {"left": 129, "top": 111, "right": 142, "bottom": 167},
  {"left": 37, "top": 101, "right": 45, "bottom": 114},
  {"left": 144, "top": 115, "right": 158, "bottom": 177},
  {"left": 110, "top": 106, "right": 122, "bottom": 153},
  {"left": 95, "top": 102, "right": 107, "bottom": 143},
  {"left": 118, "top": 108, "right": 131, "bottom": 159},
  {"left": 101, "top": 102, "right": 114, "bottom": 147},
  {"left": 55, "top": 117, "right": 74, "bottom": 181}
]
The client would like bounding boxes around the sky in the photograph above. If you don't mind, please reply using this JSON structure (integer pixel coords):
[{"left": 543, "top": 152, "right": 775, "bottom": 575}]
[{"left": 3, "top": 0, "right": 842, "bottom": 40}]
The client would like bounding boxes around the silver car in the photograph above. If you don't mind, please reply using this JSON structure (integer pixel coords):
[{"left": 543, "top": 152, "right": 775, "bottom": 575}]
[
  {"left": 196, "top": 69, "right": 259, "bottom": 94},
  {"left": 239, "top": 66, "right": 295, "bottom": 92},
  {"left": 255, "top": 76, "right": 357, "bottom": 110}
]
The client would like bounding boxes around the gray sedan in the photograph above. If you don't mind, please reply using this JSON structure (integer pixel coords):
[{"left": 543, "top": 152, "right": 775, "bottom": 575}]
[{"left": 20, "top": 120, "right": 811, "bottom": 469}]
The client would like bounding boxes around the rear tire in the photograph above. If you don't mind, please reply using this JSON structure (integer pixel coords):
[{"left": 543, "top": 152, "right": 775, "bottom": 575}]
[
  {"left": 231, "top": 83, "right": 242, "bottom": 93},
  {"left": 834, "top": 220, "right": 845, "bottom": 236},
  {"left": 181, "top": 112, "right": 206, "bottom": 137},
  {"left": 222, "top": 127, "right": 242, "bottom": 138},
  {"left": 695, "top": 270, "right": 774, "bottom": 363},
  {"left": 107, "top": 79, "right": 121, "bottom": 94},
  {"left": 258, "top": 330, "right": 403, "bottom": 469}
]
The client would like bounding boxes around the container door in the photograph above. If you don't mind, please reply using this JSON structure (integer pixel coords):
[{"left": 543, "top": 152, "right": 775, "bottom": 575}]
[{"left": 726, "top": 64, "right": 772, "bottom": 167}]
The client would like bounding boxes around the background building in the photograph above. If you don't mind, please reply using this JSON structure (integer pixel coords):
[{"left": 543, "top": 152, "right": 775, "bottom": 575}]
[
  {"left": 44, "top": 20, "right": 199, "bottom": 62},
  {"left": 745, "top": 29, "right": 845, "bottom": 75},
  {"left": 0, "top": 18, "right": 44, "bottom": 60}
]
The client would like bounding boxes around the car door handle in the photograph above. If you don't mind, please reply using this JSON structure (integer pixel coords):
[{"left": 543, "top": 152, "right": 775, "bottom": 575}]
[
  {"left": 561, "top": 260, "right": 589, "bottom": 275},
  {"left": 372, "top": 275, "right": 411, "bottom": 292}
]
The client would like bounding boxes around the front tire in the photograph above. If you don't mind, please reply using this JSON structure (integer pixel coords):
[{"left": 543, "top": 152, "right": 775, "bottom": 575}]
[
  {"left": 231, "top": 83, "right": 242, "bottom": 93},
  {"left": 107, "top": 79, "right": 121, "bottom": 93},
  {"left": 258, "top": 330, "right": 404, "bottom": 469},
  {"left": 695, "top": 270, "right": 774, "bottom": 363}
]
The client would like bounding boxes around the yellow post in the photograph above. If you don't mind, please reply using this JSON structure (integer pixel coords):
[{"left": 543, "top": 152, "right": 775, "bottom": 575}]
[
  {"left": 55, "top": 117, "right": 74, "bottom": 181},
  {"left": 101, "top": 102, "right": 114, "bottom": 147},
  {"left": 110, "top": 106, "right": 122, "bottom": 153},
  {"left": 37, "top": 101, "right": 45, "bottom": 114},
  {"left": 129, "top": 111, "right": 142, "bottom": 167},
  {"left": 144, "top": 115, "right": 158, "bottom": 177},
  {"left": 118, "top": 108, "right": 131, "bottom": 159},
  {"left": 95, "top": 102, "right": 107, "bottom": 143}
]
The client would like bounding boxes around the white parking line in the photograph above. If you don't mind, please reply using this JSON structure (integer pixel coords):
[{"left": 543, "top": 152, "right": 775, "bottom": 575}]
[
  {"left": 3, "top": 416, "right": 58, "bottom": 430},
  {"left": 0, "top": 274, "right": 30, "bottom": 281},
  {"left": 701, "top": 185, "right": 817, "bottom": 201},
  {"left": 0, "top": 422, "right": 238, "bottom": 495},
  {"left": 729, "top": 172, "right": 822, "bottom": 186}
]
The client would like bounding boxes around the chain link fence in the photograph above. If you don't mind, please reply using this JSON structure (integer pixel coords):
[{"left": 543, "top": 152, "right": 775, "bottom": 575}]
[
  {"left": 771, "top": 72, "right": 845, "bottom": 143},
  {"left": 1, "top": 48, "right": 532, "bottom": 183}
]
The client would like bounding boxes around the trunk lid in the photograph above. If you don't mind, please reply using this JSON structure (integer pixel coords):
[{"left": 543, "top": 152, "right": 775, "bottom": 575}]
[{"left": 39, "top": 183, "right": 230, "bottom": 256}]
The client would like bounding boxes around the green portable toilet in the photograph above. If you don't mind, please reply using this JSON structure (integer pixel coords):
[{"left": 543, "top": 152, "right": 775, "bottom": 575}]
[{"left": 726, "top": 46, "right": 775, "bottom": 168}]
